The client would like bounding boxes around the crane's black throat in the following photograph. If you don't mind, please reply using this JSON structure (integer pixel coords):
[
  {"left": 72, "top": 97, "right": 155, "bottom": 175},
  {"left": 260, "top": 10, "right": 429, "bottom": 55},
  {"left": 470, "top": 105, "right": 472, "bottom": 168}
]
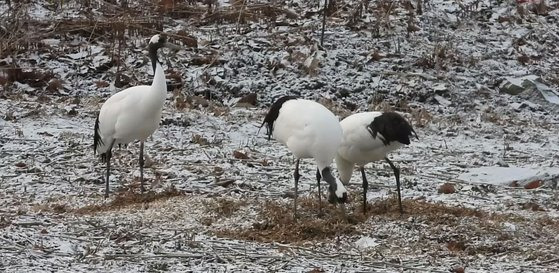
[
  {"left": 149, "top": 46, "right": 160, "bottom": 74},
  {"left": 261, "top": 95, "right": 298, "bottom": 140}
]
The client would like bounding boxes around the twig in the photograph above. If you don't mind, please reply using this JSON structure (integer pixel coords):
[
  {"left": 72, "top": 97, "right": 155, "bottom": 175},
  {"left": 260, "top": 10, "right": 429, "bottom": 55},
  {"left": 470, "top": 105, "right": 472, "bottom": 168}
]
[
  {"left": 103, "top": 252, "right": 205, "bottom": 260},
  {"left": 538, "top": 257, "right": 559, "bottom": 265},
  {"left": 320, "top": 0, "right": 328, "bottom": 46},
  {"left": 235, "top": 0, "right": 247, "bottom": 34},
  {"left": 40, "top": 234, "right": 93, "bottom": 243},
  {"left": 12, "top": 221, "right": 53, "bottom": 227},
  {"left": 367, "top": 261, "right": 448, "bottom": 273},
  {"left": 0, "top": 137, "right": 42, "bottom": 141}
]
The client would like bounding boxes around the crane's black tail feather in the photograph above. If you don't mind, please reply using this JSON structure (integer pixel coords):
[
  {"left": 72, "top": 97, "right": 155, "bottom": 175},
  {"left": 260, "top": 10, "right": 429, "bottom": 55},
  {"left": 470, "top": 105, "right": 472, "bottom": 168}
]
[{"left": 93, "top": 113, "right": 106, "bottom": 162}]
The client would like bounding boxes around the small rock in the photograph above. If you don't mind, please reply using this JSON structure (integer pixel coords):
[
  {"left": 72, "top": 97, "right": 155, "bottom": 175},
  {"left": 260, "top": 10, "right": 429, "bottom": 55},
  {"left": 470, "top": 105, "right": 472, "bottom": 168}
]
[
  {"left": 438, "top": 183, "right": 456, "bottom": 194},
  {"left": 15, "top": 162, "right": 26, "bottom": 168},
  {"left": 499, "top": 78, "right": 525, "bottom": 95},
  {"left": 524, "top": 180, "right": 542, "bottom": 189},
  {"left": 215, "top": 179, "right": 235, "bottom": 187},
  {"left": 233, "top": 150, "right": 249, "bottom": 159},
  {"left": 434, "top": 95, "right": 451, "bottom": 106},
  {"left": 498, "top": 75, "right": 553, "bottom": 98},
  {"left": 451, "top": 267, "right": 465, "bottom": 273}
]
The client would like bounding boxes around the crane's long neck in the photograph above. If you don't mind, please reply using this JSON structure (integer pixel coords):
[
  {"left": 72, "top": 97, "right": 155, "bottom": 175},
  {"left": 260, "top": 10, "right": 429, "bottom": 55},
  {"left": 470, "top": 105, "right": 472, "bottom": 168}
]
[
  {"left": 335, "top": 154, "right": 354, "bottom": 185},
  {"left": 148, "top": 47, "right": 167, "bottom": 106}
]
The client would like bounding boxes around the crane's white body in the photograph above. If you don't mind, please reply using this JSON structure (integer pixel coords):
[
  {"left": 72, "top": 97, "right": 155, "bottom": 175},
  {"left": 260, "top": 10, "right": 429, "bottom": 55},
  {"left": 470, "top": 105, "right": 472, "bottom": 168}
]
[
  {"left": 336, "top": 112, "right": 404, "bottom": 184},
  {"left": 96, "top": 62, "right": 166, "bottom": 153},
  {"left": 272, "top": 99, "right": 346, "bottom": 198},
  {"left": 94, "top": 34, "right": 176, "bottom": 198}
]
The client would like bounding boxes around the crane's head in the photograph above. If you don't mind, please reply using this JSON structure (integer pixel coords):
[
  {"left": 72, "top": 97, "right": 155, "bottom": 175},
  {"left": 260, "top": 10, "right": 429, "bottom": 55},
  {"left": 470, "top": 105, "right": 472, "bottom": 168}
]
[
  {"left": 148, "top": 34, "right": 181, "bottom": 51},
  {"left": 367, "top": 112, "right": 418, "bottom": 146},
  {"left": 328, "top": 177, "right": 348, "bottom": 205},
  {"left": 321, "top": 167, "right": 348, "bottom": 205}
]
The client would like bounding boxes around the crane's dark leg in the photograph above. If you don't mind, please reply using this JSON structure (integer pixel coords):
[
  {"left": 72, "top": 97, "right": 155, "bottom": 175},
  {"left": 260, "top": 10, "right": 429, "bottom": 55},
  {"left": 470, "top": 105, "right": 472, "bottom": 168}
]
[
  {"left": 293, "top": 159, "right": 301, "bottom": 220},
  {"left": 360, "top": 166, "right": 368, "bottom": 214},
  {"left": 105, "top": 140, "right": 116, "bottom": 199},
  {"left": 316, "top": 168, "right": 322, "bottom": 216},
  {"left": 384, "top": 157, "right": 403, "bottom": 214},
  {"left": 139, "top": 141, "right": 145, "bottom": 193}
]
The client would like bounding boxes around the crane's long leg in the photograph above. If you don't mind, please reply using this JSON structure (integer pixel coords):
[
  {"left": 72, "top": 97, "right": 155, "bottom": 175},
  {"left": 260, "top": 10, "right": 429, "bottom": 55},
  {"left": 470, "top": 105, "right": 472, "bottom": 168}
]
[
  {"left": 360, "top": 166, "right": 368, "bottom": 214},
  {"left": 316, "top": 168, "right": 322, "bottom": 216},
  {"left": 139, "top": 141, "right": 145, "bottom": 193},
  {"left": 384, "top": 157, "right": 403, "bottom": 214},
  {"left": 293, "top": 159, "right": 301, "bottom": 220},
  {"left": 105, "top": 140, "right": 116, "bottom": 199}
]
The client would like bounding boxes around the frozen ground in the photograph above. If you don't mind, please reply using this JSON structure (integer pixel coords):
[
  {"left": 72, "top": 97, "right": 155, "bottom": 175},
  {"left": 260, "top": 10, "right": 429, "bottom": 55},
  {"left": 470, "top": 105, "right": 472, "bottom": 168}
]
[{"left": 1, "top": 0, "right": 559, "bottom": 272}]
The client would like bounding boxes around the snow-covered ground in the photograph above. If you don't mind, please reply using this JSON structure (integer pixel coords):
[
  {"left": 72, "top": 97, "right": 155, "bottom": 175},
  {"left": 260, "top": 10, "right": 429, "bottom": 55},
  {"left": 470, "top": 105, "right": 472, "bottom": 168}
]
[{"left": 1, "top": 0, "right": 559, "bottom": 272}]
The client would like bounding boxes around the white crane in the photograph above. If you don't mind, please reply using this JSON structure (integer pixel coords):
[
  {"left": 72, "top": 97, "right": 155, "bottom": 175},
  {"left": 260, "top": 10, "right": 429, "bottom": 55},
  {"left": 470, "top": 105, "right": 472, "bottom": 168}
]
[
  {"left": 336, "top": 112, "right": 418, "bottom": 214},
  {"left": 261, "top": 96, "right": 348, "bottom": 218},
  {"left": 93, "top": 34, "right": 179, "bottom": 198}
]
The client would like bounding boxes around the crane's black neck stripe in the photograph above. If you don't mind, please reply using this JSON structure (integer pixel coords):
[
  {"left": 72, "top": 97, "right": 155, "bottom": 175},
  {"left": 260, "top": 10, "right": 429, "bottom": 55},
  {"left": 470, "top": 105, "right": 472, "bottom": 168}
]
[
  {"left": 367, "top": 112, "right": 418, "bottom": 146},
  {"left": 93, "top": 113, "right": 104, "bottom": 155},
  {"left": 149, "top": 46, "right": 159, "bottom": 73},
  {"left": 261, "top": 95, "right": 298, "bottom": 140}
]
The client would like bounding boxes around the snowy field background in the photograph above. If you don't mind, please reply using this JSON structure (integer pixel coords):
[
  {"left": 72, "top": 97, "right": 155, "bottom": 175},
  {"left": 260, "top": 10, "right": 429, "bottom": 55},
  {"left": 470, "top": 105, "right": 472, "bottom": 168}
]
[{"left": 1, "top": 0, "right": 559, "bottom": 272}]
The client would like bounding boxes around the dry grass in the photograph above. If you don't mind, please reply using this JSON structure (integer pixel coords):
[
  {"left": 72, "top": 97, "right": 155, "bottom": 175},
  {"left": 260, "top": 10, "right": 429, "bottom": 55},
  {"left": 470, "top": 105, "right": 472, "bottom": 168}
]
[
  {"left": 415, "top": 43, "right": 464, "bottom": 70},
  {"left": 366, "top": 198, "right": 485, "bottom": 219},
  {"left": 210, "top": 195, "right": 559, "bottom": 249},
  {"left": 215, "top": 197, "right": 359, "bottom": 243},
  {"left": 202, "top": 197, "right": 248, "bottom": 218},
  {"left": 211, "top": 196, "right": 490, "bottom": 244},
  {"left": 73, "top": 186, "right": 184, "bottom": 214}
]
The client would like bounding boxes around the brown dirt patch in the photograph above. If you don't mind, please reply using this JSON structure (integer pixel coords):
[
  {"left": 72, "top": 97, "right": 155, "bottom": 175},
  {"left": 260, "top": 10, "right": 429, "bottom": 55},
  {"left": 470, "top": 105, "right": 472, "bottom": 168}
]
[
  {"left": 364, "top": 198, "right": 485, "bottom": 221},
  {"left": 212, "top": 196, "right": 493, "bottom": 244},
  {"left": 212, "top": 195, "right": 559, "bottom": 246},
  {"left": 215, "top": 197, "right": 358, "bottom": 243},
  {"left": 202, "top": 197, "right": 248, "bottom": 218},
  {"left": 74, "top": 186, "right": 184, "bottom": 215}
]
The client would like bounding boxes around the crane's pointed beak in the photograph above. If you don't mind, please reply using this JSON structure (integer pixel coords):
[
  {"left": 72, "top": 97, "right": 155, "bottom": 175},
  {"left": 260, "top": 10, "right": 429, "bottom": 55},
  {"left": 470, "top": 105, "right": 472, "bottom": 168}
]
[
  {"left": 412, "top": 128, "right": 419, "bottom": 140},
  {"left": 164, "top": 42, "right": 181, "bottom": 52}
]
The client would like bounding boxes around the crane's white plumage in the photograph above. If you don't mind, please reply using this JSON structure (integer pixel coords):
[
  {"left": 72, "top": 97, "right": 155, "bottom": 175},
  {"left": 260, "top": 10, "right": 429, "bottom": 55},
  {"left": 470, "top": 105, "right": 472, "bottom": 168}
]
[
  {"left": 336, "top": 111, "right": 417, "bottom": 214},
  {"left": 262, "top": 96, "right": 347, "bottom": 218},
  {"left": 95, "top": 63, "right": 166, "bottom": 154},
  {"left": 94, "top": 34, "right": 178, "bottom": 198}
]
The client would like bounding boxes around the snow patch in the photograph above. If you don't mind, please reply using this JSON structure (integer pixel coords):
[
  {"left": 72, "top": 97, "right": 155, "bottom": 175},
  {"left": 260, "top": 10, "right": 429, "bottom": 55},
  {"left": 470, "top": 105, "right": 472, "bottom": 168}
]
[{"left": 457, "top": 166, "right": 559, "bottom": 186}]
